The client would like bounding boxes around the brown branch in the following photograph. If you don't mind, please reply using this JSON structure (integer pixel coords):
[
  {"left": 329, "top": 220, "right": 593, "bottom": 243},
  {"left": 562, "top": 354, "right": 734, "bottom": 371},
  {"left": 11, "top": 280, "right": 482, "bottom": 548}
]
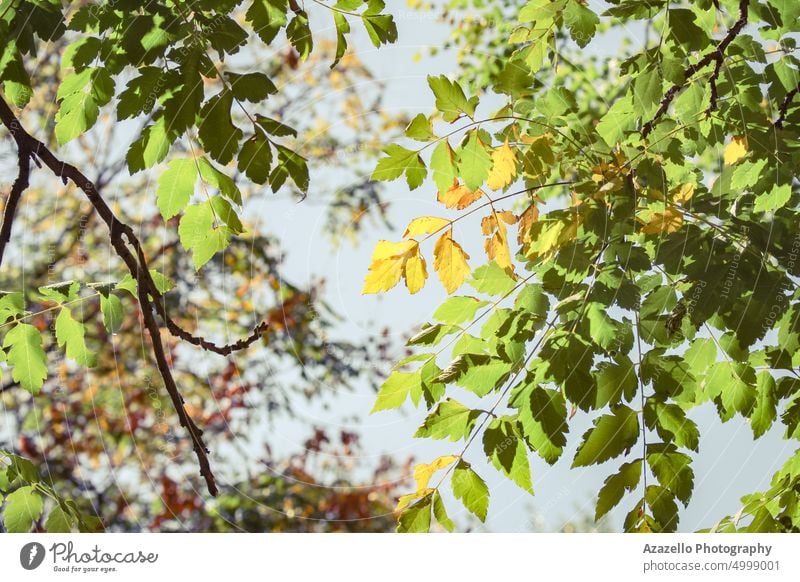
[
  {"left": 138, "top": 285, "right": 218, "bottom": 495},
  {"left": 641, "top": 0, "right": 749, "bottom": 138},
  {"left": 0, "top": 96, "right": 219, "bottom": 495},
  {"left": 774, "top": 81, "right": 800, "bottom": 129},
  {"left": 0, "top": 131, "right": 31, "bottom": 266},
  {"left": 3, "top": 111, "right": 267, "bottom": 356}
]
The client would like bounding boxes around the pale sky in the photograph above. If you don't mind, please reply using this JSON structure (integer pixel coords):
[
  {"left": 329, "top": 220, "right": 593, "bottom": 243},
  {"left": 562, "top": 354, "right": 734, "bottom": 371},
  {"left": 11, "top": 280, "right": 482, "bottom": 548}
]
[{"left": 257, "top": 1, "right": 796, "bottom": 532}]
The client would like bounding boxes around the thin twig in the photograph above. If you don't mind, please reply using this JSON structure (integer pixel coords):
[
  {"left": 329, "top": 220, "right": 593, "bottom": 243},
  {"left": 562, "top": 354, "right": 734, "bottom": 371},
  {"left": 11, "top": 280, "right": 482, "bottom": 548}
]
[
  {"left": 774, "top": 81, "right": 800, "bottom": 129},
  {"left": 641, "top": 0, "right": 749, "bottom": 138}
]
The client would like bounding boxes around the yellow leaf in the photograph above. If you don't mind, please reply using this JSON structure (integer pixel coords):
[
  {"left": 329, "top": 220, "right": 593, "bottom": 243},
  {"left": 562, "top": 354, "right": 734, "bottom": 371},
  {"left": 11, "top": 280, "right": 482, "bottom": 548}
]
[
  {"left": 413, "top": 455, "right": 459, "bottom": 492},
  {"left": 671, "top": 183, "right": 694, "bottom": 204},
  {"left": 370, "top": 239, "right": 417, "bottom": 261},
  {"left": 362, "top": 240, "right": 418, "bottom": 294},
  {"left": 525, "top": 214, "right": 582, "bottom": 261},
  {"left": 480, "top": 214, "right": 497, "bottom": 236},
  {"left": 403, "top": 250, "right": 428, "bottom": 294},
  {"left": 496, "top": 210, "right": 517, "bottom": 225},
  {"left": 362, "top": 257, "right": 405, "bottom": 294},
  {"left": 438, "top": 181, "right": 484, "bottom": 209},
  {"left": 641, "top": 207, "right": 683, "bottom": 234},
  {"left": 404, "top": 216, "right": 450, "bottom": 238},
  {"left": 485, "top": 228, "right": 512, "bottom": 270},
  {"left": 517, "top": 203, "right": 539, "bottom": 245},
  {"left": 486, "top": 142, "right": 518, "bottom": 190},
  {"left": 433, "top": 229, "right": 471, "bottom": 293},
  {"left": 481, "top": 211, "right": 517, "bottom": 271},
  {"left": 395, "top": 490, "right": 430, "bottom": 513},
  {"left": 723, "top": 136, "right": 747, "bottom": 165}
]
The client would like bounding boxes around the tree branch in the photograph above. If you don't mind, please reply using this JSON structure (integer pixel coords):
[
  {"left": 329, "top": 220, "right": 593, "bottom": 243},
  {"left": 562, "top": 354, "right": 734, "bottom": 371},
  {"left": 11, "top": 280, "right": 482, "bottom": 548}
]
[
  {"left": 641, "top": 0, "right": 749, "bottom": 138},
  {"left": 0, "top": 96, "right": 219, "bottom": 495},
  {"left": 0, "top": 131, "right": 30, "bottom": 267},
  {"left": 774, "top": 81, "right": 800, "bottom": 129}
]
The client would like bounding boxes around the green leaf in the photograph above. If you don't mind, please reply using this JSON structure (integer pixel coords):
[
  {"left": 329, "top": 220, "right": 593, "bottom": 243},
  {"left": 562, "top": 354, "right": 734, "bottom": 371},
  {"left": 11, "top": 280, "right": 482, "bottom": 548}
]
[
  {"left": 0, "top": 292, "right": 24, "bottom": 323},
  {"left": 673, "top": 82, "right": 707, "bottom": 121},
  {"left": 372, "top": 371, "right": 415, "bottom": 412},
  {"left": 4, "top": 324, "right": 48, "bottom": 394},
  {"left": 706, "top": 361, "right": 756, "bottom": 416},
  {"left": 647, "top": 443, "right": 694, "bottom": 506},
  {"left": 407, "top": 323, "right": 457, "bottom": 347},
  {"left": 427, "top": 75, "right": 476, "bottom": 122},
  {"left": 433, "top": 296, "right": 488, "bottom": 325},
  {"left": 45, "top": 505, "right": 75, "bottom": 533},
  {"left": 511, "top": 384, "right": 568, "bottom": 464},
  {"left": 468, "top": 262, "right": 517, "bottom": 296},
  {"left": 361, "top": 2, "right": 398, "bottom": 48},
  {"left": 39, "top": 281, "right": 79, "bottom": 303},
  {"left": 331, "top": 11, "right": 350, "bottom": 68},
  {"left": 405, "top": 113, "right": 435, "bottom": 142},
  {"left": 644, "top": 400, "right": 700, "bottom": 452},
  {"left": 451, "top": 461, "right": 489, "bottom": 521},
  {"left": 55, "top": 68, "right": 114, "bottom": 144},
  {"left": 633, "top": 64, "right": 662, "bottom": 117},
  {"left": 209, "top": 196, "right": 244, "bottom": 235},
  {"left": 414, "top": 399, "right": 480, "bottom": 441},
  {"left": 197, "top": 158, "right": 242, "bottom": 205},
  {"left": 269, "top": 144, "right": 309, "bottom": 193},
  {"left": 116, "top": 66, "right": 164, "bottom": 120},
  {"left": 100, "top": 294, "right": 124, "bottom": 334},
  {"left": 55, "top": 307, "right": 95, "bottom": 367},
  {"left": 430, "top": 141, "right": 458, "bottom": 194},
  {"left": 457, "top": 131, "right": 492, "bottom": 191},
  {"left": 684, "top": 338, "right": 717, "bottom": 374},
  {"left": 753, "top": 183, "right": 792, "bottom": 213},
  {"left": 178, "top": 202, "right": 231, "bottom": 270},
  {"left": 563, "top": 0, "right": 599, "bottom": 48},
  {"left": 597, "top": 97, "right": 635, "bottom": 146},
  {"left": 157, "top": 158, "right": 198, "bottom": 220},
  {"left": 255, "top": 115, "right": 297, "bottom": 137},
  {"left": 127, "top": 118, "right": 175, "bottom": 173},
  {"left": 4, "top": 453, "right": 39, "bottom": 483},
  {"left": 646, "top": 484, "right": 679, "bottom": 532},
  {"left": 199, "top": 91, "right": 244, "bottom": 165},
  {"left": 514, "top": 284, "right": 549, "bottom": 318},
  {"left": 483, "top": 418, "right": 534, "bottom": 493},
  {"left": 454, "top": 357, "right": 512, "bottom": 397},
  {"left": 372, "top": 144, "right": 427, "bottom": 190},
  {"left": 572, "top": 405, "right": 639, "bottom": 467},
  {"left": 595, "top": 460, "right": 641, "bottom": 520},
  {"left": 246, "top": 0, "right": 288, "bottom": 44},
  {"left": 2, "top": 486, "right": 43, "bottom": 532},
  {"left": 585, "top": 303, "right": 619, "bottom": 351},
  {"left": 238, "top": 132, "right": 273, "bottom": 184},
  {"left": 397, "top": 494, "right": 432, "bottom": 533},
  {"left": 494, "top": 58, "right": 535, "bottom": 98},
  {"left": 730, "top": 158, "right": 768, "bottom": 190},
  {"left": 431, "top": 491, "right": 454, "bottom": 532},
  {"left": 287, "top": 11, "right": 313, "bottom": 62},
  {"left": 750, "top": 371, "right": 777, "bottom": 438},
  {"left": 226, "top": 72, "right": 277, "bottom": 102},
  {"left": 594, "top": 356, "right": 637, "bottom": 408}
]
